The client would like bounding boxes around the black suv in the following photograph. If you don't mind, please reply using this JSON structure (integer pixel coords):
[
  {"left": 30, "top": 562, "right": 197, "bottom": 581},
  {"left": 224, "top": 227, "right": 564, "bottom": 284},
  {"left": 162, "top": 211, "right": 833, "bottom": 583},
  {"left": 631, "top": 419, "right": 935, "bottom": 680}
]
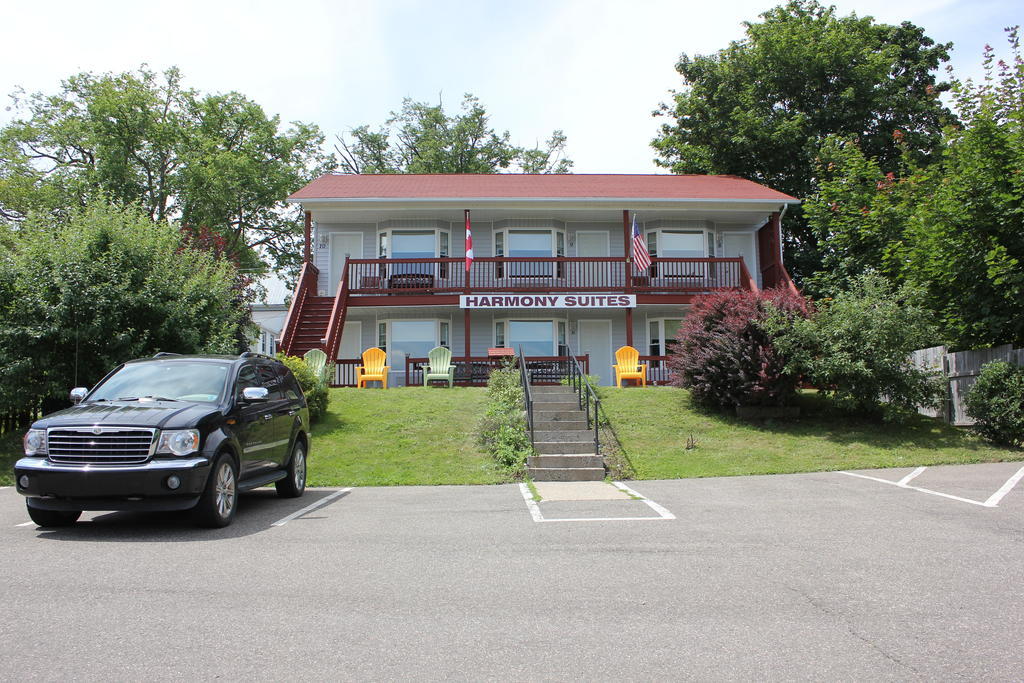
[{"left": 14, "top": 353, "right": 310, "bottom": 528}]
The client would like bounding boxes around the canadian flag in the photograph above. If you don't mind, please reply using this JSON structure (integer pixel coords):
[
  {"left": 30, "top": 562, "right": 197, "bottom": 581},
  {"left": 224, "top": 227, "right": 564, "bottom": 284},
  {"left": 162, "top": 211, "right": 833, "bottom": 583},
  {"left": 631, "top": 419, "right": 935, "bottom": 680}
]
[{"left": 465, "top": 209, "right": 473, "bottom": 272}]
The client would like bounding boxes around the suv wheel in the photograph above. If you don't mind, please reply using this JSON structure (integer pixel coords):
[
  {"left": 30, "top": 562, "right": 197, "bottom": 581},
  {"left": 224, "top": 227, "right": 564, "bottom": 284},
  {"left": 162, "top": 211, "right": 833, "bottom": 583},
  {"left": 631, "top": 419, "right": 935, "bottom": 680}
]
[
  {"left": 194, "top": 453, "right": 238, "bottom": 528},
  {"left": 275, "top": 440, "right": 307, "bottom": 499},
  {"left": 26, "top": 504, "right": 81, "bottom": 528}
]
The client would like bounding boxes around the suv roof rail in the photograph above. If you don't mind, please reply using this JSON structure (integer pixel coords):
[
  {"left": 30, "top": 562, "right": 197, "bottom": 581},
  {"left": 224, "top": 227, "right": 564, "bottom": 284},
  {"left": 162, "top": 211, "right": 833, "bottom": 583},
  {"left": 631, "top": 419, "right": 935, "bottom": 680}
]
[
  {"left": 153, "top": 352, "right": 182, "bottom": 358},
  {"left": 238, "top": 352, "right": 278, "bottom": 361}
]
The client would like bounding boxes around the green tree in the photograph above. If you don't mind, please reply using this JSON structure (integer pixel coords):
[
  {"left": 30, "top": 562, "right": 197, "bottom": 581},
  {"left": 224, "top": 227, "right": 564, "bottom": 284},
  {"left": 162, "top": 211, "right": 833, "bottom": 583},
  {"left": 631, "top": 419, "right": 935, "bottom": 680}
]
[
  {"left": 0, "top": 202, "right": 245, "bottom": 416},
  {"left": 768, "top": 274, "right": 945, "bottom": 419},
  {"left": 652, "top": 0, "right": 952, "bottom": 281},
  {"left": 806, "top": 29, "right": 1024, "bottom": 347},
  {"left": 0, "top": 67, "right": 335, "bottom": 272},
  {"left": 336, "top": 94, "right": 572, "bottom": 174}
]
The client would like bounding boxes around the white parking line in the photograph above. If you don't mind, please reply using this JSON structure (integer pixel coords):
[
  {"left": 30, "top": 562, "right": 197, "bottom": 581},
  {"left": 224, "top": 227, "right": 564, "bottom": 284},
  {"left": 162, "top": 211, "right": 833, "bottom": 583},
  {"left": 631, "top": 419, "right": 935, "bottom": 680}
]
[
  {"left": 15, "top": 521, "right": 34, "bottom": 527},
  {"left": 611, "top": 482, "right": 677, "bottom": 519},
  {"left": 838, "top": 467, "right": 1024, "bottom": 508},
  {"left": 896, "top": 467, "right": 927, "bottom": 487},
  {"left": 519, "top": 482, "right": 675, "bottom": 523},
  {"left": 271, "top": 488, "right": 352, "bottom": 527},
  {"left": 984, "top": 465, "right": 1024, "bottom": 507}
]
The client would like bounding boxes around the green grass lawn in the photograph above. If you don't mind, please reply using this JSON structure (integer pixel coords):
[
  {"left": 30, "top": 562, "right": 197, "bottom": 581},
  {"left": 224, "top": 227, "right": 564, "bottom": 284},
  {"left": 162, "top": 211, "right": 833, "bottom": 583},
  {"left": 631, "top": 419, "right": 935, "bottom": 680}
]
[
  {"left": 601, "top": 386, "right": 1022, "bottom": 479},
  {"left": 308, "top": 387, "right": 509, "bottom": 486},
  {"left": 3, "top": 386, "right": 1018, "bottom": 487},
  {"left": 0, "top": 387, "right": 507, "bottom": 488}
]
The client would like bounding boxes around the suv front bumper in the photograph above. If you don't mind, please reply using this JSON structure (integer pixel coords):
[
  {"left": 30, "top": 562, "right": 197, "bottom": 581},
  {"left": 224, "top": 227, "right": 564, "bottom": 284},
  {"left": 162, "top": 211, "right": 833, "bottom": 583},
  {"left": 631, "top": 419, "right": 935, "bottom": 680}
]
[{"left": 14, "top": 456, "right": 211, "bottom": 511}]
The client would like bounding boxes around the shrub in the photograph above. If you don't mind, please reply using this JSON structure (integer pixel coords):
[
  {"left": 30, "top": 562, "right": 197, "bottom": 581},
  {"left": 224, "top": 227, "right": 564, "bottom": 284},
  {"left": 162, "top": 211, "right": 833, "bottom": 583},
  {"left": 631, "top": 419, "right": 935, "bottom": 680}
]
[
  {"left": 478, "top": 361, "right": 533, "bottom": 471},
  {"left": 965, "top": 361, "right": 1024, "bottom": 447},
  {"left": 668, "top": 287, "right": 808, "bottom": 409},
  {"left": 769, "top": 273, "right": 945, "bottom": 420},
  {"left": 0, "top": 202, "right": 243, "bottom": 418},
  {"left": 277, "top": 354, "right": 329, "bottom": 422}
]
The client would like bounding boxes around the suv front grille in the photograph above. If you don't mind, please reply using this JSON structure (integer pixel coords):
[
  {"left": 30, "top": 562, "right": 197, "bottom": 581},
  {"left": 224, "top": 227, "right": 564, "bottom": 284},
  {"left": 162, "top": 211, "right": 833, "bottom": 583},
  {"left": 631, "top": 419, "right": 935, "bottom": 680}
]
[{"left": 47, "top": 427, "right": 157, "bottom": 465}]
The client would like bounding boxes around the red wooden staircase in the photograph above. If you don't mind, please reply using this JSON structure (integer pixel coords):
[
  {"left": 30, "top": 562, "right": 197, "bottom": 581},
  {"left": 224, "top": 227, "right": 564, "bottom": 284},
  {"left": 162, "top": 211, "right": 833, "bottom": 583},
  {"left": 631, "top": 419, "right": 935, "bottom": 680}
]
[
  {"left": 287, "top": 296, "right": 333, "bottom": 357},
  {"left": 279, "top": 261, "right": 352, "bottom": 363}
]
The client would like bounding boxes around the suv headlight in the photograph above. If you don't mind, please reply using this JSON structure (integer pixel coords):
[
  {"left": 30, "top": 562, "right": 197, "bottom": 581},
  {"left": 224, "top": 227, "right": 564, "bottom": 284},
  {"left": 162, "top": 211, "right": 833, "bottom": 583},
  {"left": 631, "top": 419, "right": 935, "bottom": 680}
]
[
  {"left": 23, "top": 429, "right": 47, "bottom": 456},
  {"left": 157, "top": 429, "right": 200, "bottom": 456}
]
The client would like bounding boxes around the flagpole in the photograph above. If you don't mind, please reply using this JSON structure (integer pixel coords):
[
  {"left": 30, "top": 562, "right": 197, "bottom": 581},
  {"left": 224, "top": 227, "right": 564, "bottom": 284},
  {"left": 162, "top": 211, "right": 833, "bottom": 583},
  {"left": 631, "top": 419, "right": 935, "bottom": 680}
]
[
  {"left": 623, "top": 209, "right": 634, "bottom": 348},
  {"left": 464, "top": 209, "right": 472, "bottom": 364}
]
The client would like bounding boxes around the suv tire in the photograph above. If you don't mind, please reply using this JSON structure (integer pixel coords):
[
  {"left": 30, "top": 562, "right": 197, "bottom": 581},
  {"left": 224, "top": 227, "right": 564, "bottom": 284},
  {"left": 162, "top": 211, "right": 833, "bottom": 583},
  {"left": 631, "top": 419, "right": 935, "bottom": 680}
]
[
  {"left": 194, "top": 453, "right": 238, "bottom": 528},
  {"left": 276, "top": 440, "right": 307, "bottom": 499},
  {"left": 26, "top": 504, "right": 81, "bottom": 527}
]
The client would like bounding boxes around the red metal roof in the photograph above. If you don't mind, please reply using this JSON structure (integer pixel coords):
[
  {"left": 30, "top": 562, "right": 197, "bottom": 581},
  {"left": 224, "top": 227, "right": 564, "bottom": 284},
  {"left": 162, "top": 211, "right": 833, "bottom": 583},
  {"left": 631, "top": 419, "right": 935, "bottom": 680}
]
[{"left": 289, "top": 174, "right": 797, "bottom": 202}]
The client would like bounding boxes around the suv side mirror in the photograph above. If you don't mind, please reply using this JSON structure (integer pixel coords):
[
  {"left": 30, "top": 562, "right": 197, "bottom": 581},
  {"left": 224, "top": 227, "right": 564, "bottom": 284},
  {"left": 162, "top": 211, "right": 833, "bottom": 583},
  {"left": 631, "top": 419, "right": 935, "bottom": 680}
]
[
  {"left": 241, "top": 387, "right": 269, "bottom": 403},
  {"left": 69, "top": 387, "right": 88, "bottom": 405}
]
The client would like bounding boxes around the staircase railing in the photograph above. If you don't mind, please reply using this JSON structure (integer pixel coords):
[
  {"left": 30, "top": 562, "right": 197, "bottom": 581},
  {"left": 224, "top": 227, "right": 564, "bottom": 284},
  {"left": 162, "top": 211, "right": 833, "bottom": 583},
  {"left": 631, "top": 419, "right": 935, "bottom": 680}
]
[
  {"left": 278, "top": 261, "right": 319, "bottom": 355},
  {"left": 566, "top": 349, "right": 600, "bottom": 455},
  {"left": 517, "top": 345, "right": 534, "bottom": 443},
  {"left": 323, "top": 259, "right": 351, "bottom": 360}
]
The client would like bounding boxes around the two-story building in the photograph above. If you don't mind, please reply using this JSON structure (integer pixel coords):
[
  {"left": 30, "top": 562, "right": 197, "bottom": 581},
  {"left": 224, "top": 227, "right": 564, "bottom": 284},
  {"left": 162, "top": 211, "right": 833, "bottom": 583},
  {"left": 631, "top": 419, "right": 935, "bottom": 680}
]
[{"left": 279, "top": 174, "right": 797, "bottom": 386}]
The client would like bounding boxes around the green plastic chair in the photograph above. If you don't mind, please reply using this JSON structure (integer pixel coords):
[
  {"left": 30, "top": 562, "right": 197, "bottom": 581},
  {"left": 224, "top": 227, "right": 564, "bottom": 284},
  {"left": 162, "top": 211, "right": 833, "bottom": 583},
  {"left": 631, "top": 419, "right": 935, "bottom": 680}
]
[
  {"left": 423, "top": 346, "right": 454, "bottom": 388},
  {"left": 303, "top": 348, "right": 329, "bottom": 384}
]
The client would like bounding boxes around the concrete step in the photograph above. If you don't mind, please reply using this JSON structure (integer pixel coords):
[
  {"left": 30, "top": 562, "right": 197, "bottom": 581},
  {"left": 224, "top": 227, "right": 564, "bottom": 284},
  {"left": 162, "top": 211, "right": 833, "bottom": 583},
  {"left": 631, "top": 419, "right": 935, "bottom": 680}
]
[
  {"left": 527, "top": 455, "right": 603, "bottom": 468},
  {"left": 531, "top": 401, "right": 582, "bottom": 413},
  {"left": 531, "top": 386, "right": 577, "bottom": 395},
  {"left": 532, "top": 409, "right": 587, "bottom": 421},
  {"left": 532, "top": 393, "right": 581, "bottom": 404},
  {"left": 534, "top": 441, "right": 595, "bottom": 454},
  {"left": 528, "top": 467, "right": 605, "bottom": 482},
  {"left": 533, "top": 430, "right": 595, "bottom": 442},
  {"left": 535, "top": 419, "right": 589, "bottom": 432}
]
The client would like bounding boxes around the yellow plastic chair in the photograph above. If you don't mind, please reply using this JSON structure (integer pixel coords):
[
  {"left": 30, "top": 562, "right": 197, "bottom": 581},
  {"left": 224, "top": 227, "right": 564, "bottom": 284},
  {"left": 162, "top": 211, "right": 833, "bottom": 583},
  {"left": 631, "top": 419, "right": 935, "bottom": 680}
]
[
  {"left": 356, "top": 347, "right": 390, "bottom": 389},
  {"left": 613, "top": 345, "right": 647, "bottom": 388}
]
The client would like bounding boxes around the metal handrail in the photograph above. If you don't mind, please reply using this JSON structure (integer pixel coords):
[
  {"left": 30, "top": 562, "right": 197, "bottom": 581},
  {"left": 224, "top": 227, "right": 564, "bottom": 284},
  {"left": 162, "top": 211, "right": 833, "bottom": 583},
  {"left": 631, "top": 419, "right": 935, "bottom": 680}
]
[
  {"left": 517, "top": 345, "right": 535, "bottom": 443},
  {"left": 567, "top": 348, "right": 600, "bottom": 454}
]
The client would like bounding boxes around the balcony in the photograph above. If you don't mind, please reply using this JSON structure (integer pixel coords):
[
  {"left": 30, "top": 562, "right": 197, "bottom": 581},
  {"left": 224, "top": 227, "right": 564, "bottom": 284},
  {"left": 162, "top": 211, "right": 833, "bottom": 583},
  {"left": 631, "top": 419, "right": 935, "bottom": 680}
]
[{"left": 341, "top": 257, "right": 756, "bottom": 295}]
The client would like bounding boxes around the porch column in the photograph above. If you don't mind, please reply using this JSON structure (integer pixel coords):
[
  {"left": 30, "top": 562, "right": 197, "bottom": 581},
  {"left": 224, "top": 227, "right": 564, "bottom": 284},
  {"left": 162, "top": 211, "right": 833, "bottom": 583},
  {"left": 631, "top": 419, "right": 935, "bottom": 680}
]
[
  {"left": 463, "top": 309, "right": 471, "bottom": 363},
  {"left": 623, "top": 210, "right": 632, "bottom": 292},
  {"left": 303, "top": 210, "right": 312, "bottom": 265},
  {"left": 770, "top": 210, "right": 783, "bottom": 263},
  {"left": 625, "top": 308, "right": 634, "bottom": 348}
]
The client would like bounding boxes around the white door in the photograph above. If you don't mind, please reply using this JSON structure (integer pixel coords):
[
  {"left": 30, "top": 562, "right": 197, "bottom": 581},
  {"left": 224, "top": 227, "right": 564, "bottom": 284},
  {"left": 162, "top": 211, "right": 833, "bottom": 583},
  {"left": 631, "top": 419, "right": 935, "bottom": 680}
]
[
  {"left": 337, "top": 321, "right": 362, "bottom": 386},
  {"left": 329, "top": 233, "right": 363, "bottom": 295},
  {"left": 721, "top": 232, "right": 757, "bottom": 286},
  {"left": 576, "top": 231, "right": 612, "bottom": 288},
  {"left": 339, "top": 321, "right": 362, "bottom": 360},
  {"left": 578, "top": 320, "right": 613, "bottom": 386}
]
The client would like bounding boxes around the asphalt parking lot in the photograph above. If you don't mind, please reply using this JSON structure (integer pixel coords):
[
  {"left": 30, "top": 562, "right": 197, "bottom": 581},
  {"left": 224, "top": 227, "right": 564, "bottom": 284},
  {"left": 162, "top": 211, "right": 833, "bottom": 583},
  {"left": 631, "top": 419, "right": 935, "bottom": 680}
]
[{"left": 1, "top": 461, "right": 1022, "bottom": 681}]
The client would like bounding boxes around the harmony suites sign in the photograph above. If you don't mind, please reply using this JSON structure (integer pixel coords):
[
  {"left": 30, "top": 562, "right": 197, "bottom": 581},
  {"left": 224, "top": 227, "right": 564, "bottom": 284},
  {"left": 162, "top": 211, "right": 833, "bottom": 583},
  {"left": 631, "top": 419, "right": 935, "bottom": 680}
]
[{"left": 459, "top": 294, "right": 636, "bottom": 309}]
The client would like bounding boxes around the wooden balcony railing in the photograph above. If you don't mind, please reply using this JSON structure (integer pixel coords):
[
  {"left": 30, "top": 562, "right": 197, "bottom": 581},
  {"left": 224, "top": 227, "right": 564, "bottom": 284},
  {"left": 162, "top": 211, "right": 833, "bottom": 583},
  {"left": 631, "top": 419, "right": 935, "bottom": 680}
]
[
  {"left": 331, "top": 354, "right": 675, "bottom": 387},
  {"left": 341, "top": 257, "right": 756, "bottom": 295}
]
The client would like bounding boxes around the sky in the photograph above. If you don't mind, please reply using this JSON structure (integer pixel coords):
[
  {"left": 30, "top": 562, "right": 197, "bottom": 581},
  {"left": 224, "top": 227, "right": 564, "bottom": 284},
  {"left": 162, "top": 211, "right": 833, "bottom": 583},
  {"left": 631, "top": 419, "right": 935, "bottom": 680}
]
[{"left": 1, "top": 0, "right": 1020, "bottom": 174}]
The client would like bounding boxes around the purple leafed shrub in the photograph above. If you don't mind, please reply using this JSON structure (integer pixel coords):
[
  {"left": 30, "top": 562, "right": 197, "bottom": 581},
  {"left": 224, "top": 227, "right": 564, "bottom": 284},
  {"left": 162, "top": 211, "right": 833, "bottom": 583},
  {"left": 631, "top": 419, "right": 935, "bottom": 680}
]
[{"left": 668, "top": 287, "right": 809, "bottom": 409}]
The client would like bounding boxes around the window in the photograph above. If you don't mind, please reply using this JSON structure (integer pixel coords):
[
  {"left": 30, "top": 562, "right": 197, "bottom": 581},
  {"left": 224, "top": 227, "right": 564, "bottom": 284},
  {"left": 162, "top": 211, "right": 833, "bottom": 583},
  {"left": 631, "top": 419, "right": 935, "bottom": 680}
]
[
  {"left": 379, "top": 319, "right": 450, "bottom": 367},
  {"left": 648, "top": 318, "right": 686, "bottom": 357},
  {"left": 257, "top": 363, "right": 284, "bottom": 400},
  {"left": 235, "top": 364, "right": 260, "bottom": 398},
  {"left": 494, "top": 228, "right": 565, "bottom": 277},
  {"left": 496, "top": 319, "right": 567, "bottom": 356},
  {"left": 378, "top": 228, "right": 450, "bottom": 276},
  {"left": 646, "top": 229, "right": 712, "bottom": 259}
]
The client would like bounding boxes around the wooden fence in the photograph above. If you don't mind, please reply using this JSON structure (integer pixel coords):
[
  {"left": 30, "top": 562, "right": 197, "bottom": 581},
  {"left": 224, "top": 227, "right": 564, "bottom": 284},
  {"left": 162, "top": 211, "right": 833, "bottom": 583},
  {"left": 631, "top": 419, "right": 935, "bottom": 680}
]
[{"left": 911, "top": 344, "right": 1024, "bottom": 425}]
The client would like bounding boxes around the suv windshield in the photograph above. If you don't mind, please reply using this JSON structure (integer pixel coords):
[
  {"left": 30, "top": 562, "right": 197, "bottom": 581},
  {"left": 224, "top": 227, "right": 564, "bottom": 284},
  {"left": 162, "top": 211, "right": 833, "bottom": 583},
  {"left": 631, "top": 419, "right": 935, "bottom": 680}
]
[{"left": 89, "top": 361, "right": 231, "bottom": 403}]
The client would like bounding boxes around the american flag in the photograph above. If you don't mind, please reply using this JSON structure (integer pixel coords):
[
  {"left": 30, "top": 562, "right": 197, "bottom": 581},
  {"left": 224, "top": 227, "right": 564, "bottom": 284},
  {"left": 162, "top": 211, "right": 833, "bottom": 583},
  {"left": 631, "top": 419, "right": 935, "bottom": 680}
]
[
  {"left": 465, "top": 209, "right": 473, "bottom": 272},
  {"left": 631, "top": 213, "right": 651, "bottom": 271}
]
